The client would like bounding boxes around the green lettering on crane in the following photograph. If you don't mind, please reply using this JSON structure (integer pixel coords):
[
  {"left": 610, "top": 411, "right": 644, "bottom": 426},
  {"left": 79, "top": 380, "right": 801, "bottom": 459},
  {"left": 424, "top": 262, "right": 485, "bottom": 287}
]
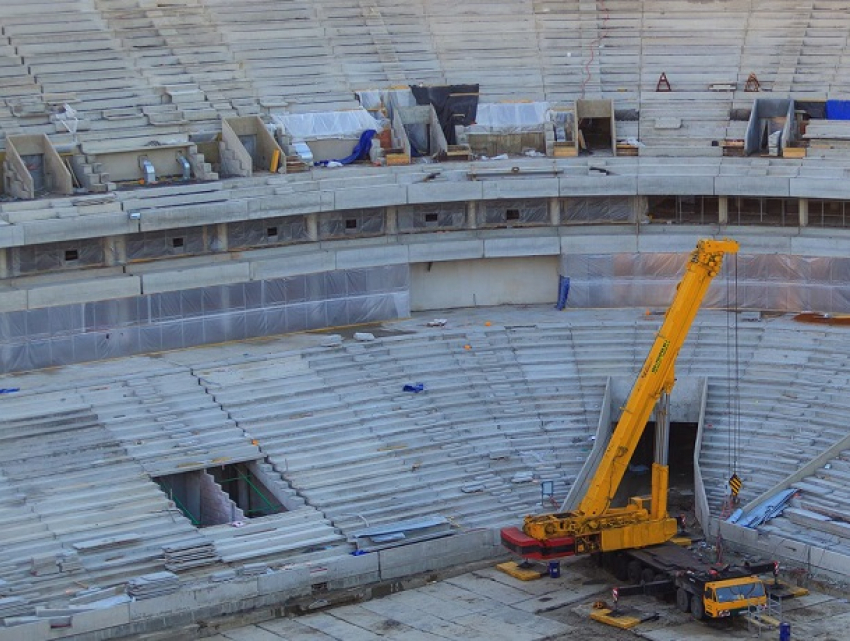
[{"left": 651, "top": 339, "right": 670, "bottom": 373}]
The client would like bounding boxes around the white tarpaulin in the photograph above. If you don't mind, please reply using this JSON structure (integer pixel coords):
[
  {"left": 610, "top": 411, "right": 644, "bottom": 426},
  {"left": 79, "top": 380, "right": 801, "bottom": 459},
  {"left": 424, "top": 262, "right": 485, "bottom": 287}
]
[
  {"left": 467, "top": 102, "right": 551, "bottom": 133},
  {"left": 272, "top": 109, "right": 379, "bottom": 140}
]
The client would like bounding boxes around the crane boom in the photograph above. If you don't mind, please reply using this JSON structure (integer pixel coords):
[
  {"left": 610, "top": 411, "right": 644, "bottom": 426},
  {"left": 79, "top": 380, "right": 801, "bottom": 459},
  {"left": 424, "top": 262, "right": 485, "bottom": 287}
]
[{"left": 502, "top": 238, "right": 739, "bottom": 560}]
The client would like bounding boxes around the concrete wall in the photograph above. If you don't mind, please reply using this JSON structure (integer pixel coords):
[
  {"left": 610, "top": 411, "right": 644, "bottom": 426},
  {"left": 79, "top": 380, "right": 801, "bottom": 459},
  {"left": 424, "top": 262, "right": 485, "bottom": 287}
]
[
  {"left": 221, "top": 118, "right": 255, "bottom": 178},
  {"left": 221, "top": 116, "right": 283, "bottom": 175},
  {"left": 84, "top": 143, "right": 197, "bottom": 183},
  {"left": 610, "top": 376, "right": 704, "bottom": 424},
  {"left": 0, "top": 529, "right": 505, "bottom": 641},
  {"left": 4, "top": 134, "right": 72, "bottom": 199},
  {"left": 409, "top": 256, "right": 559, "bottom": 310}
]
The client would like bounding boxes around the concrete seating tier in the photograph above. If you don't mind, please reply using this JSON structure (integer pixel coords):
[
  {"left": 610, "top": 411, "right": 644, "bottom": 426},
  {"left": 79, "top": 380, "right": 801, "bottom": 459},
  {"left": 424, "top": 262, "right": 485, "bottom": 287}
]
[
  {"left": 0, "top": 400, "right": 202, "bottom": 603},
  {"left": 198, "top": 326, "right": 607, "bottom": 536},
  {"left": 4, "top": 0, "right": 850, "bottom": 150},
  {"left": 6, "top": 307, "right": 850, "bottom": 613},
  {"left": 758, "top": 452, "right": 850, "bottom": 557},
  {"left": 699, "top": 323, "right": 850, "bottom": 515}
]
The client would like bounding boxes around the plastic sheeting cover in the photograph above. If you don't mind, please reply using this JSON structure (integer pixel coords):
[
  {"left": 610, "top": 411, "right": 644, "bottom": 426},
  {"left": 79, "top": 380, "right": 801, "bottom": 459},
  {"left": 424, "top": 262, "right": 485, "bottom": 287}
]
[
  {"left": 272, "top": 109, "right": 379, "bottom": 141},
  {"left": 479, "top": 200, "right": 548, "bottom": 227},
  {"left": 560, "top": 252, "right": 850, "bottom": 312},
  {"left": 562, "top": 197, "right": 637, "bottom": 224},
  {"left": 0, "top": 265, "right": 410, "bottom": 374},
  {"left": 467, "top": 102, "right": 551, "bottom": 134},
  {"left": 398, "top": 203, "right": 466, "bottom": 233}
]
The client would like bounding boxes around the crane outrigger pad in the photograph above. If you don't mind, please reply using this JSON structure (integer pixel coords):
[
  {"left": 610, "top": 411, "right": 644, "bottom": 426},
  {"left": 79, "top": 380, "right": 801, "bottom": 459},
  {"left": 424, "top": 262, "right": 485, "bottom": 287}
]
[
  {"left": 496, "top": 561, "right": 545, "bottom": 581},
  {"left": 590, "top": 607, "right": 644, "bottom": 629}
]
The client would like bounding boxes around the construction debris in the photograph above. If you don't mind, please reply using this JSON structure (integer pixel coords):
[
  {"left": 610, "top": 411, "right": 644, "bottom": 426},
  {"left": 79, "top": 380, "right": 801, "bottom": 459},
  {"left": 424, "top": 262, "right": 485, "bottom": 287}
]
[
  {"left": 127, "top": 572, "right": 180, "bottom": 600},
  {"left": 0, "top": 597, "right": 36, "bottom": 618},
  {"left": 30, "top": 554, "right": 61, "bottom": 576},
  {"left": 238, "top": 563, "right": 269, "bottom": 577},
  {"left": 728, "top": 488, "right": 798, "bottom": 528},
  {"left": 349, "top": 516, "right": 454, "bottom": 552},
  {"left": 163, "top": 541, "right": 219, "bottom": 572}
]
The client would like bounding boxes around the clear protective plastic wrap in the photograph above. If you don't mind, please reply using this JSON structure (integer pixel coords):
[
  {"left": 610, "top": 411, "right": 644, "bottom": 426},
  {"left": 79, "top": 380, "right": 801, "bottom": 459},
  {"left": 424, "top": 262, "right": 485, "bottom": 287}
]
[
  {"left": 561, "top": 252, "right": 850, "bottom": 312},
  {"left": 319, "top": 209, "right": 385, "bottom": 239},
  {"left": 397, "top": 203, "right": 466, "bottom": 233},
  {"left": 0, "top": 265, "right": 410, "bottom": 374},
  {"left": 271, "top": 109, "right": 379, "bottom": 141},
  {"left": 127, "top": 227, "right": 206, "bottom": 261},
  {"left": 562, "top": 197, "right": 638, "bottom": 224},
  {"left": 466, "top": 102, "right": 551, "bottom": 133},
  {"left": 478, "top": 199, "right": 548, "bottom": 227},
  {"left": 227, "top": 216, "right": 309, "bottom": 249},
  {"left": 14, "top": 239, "right": 105, "bottom": 275}
]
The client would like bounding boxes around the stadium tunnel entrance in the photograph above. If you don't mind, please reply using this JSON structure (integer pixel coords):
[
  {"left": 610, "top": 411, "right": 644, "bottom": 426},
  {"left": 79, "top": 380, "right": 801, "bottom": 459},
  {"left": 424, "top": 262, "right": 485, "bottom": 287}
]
[
  {"left": 155, "top": 461, "right": 285, "bottom": 527},
  {"left": 612, "top": 420, "right": 698, "bottom": 516}
]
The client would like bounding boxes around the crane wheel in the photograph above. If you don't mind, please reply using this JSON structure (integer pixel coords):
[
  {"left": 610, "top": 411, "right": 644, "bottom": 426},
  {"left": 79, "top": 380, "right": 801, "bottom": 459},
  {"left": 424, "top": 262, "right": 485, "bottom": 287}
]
[
  {"left": 627, "top": 560, "right": 643, "bottom": 584},
  {"left": 691, "top": 595, "right": 705, "bottom": 621},
  {"left": 676, "top": 587, "right": 691, "bottom": 613}
]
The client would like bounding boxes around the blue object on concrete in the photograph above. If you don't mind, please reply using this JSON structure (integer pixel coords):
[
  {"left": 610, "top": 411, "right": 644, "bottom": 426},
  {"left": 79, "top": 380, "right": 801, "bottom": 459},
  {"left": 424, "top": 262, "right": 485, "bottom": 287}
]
[
  {"left": 315, "top": 129, "right": 377, "bottom": 166},
  {"left": 779, "top": 621, "right": 791, "bottom": 641},
  {"left": 555, "top": 276, "right": 571, "bottom": 310},
  {"left": 0, "top": 388, "right": 20, "bottom": 394},
  {"left": 403, "top": 383, "right": 425, "bottom": 393},
  {"left": 548, "top": 561, "right": 561, "bottom": 578},
  {"left": 826, "top": 100, "right": 850, "bottom": 120}
]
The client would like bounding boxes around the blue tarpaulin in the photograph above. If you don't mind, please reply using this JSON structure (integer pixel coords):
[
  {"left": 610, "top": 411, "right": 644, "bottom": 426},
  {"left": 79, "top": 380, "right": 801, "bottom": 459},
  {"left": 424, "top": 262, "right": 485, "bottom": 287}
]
[
  {"left": 556, "top": 276, "right": 570, "bottom": 310},
  {"left": 315, "top": 129, "right": 377, "bottom": 166},
  {"left": 826, "top": 100, "right": 850, "bottom": 120}
]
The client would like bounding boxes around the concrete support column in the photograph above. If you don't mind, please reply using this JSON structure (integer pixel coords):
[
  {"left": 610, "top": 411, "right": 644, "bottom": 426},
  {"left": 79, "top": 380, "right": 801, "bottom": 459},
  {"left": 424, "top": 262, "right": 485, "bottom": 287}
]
[
  {"left": 718, "top": 196, "right": 729, "bottom": 225},
  {"left": 0, "top": 249, "right": 8, "bottom": 279},
  {"left": 306, "top": 213, "right": 318, "bottom": 241},
  {"left": 104, "top": 236, "right": 126, "bottom": 267},
  {"left": 238, "top": 474, "right": 250, "bottom": 514},
  {"left": 799, "top": 198, "right": 809, "bottom": 227},
  {"left": 185, "top": 471, "right": 202, "bottom": 525},
  {"left": 549, "top": 197, "right": 560, "bottom": 226},
  {"left": 634, "top": 196, "right": 648, "bottom": 223},
  {"left": 215, "top": 222, "right": 229, "bottom": 252},
  {"left": 386, "top": 206, "right": 397, "bottom": 235},
  {"left": 467, "top": 201, "right": 477, "bottom": 230}
]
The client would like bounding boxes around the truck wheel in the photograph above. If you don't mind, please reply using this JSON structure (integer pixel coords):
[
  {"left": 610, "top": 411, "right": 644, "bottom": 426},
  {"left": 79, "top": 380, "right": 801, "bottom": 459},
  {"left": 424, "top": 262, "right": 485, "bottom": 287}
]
[
  {"left": 691, "top": 595, "right": 705, "bottom": 620},
  {"left": 613, "top": 555, "right": 629, "bottom": 581},
  {"left": 676, "top": 587, "right": 691, "bottom": 613},
  {"left": 641, "top": 568, "right": 655, "bottom": 584},
  {"left": 627, "top": 560, "right": 643, "bottom": 584}
]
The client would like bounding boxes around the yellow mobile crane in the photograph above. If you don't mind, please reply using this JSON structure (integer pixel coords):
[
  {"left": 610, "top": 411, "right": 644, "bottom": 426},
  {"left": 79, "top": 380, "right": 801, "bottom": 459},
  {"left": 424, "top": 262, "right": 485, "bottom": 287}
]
[
  {"left": 502, "top": 238, "right": 739, "bottom": 560},
  {"left": 502, "top": 238, "right": 786, "bottom": 623}
]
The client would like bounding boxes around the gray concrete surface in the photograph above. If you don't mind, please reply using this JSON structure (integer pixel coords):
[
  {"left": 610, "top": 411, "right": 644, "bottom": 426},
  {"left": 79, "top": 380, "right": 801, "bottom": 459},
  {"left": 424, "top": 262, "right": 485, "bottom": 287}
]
[{"left": 209, "top": 559, "right": 846, "bottom": 641}]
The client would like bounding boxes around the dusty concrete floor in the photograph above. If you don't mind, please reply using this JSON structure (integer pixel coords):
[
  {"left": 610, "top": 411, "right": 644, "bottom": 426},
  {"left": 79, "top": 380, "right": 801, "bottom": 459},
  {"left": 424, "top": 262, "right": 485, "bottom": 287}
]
[{"left": 206, "top": 555, "right": 834, "bottom": 641}]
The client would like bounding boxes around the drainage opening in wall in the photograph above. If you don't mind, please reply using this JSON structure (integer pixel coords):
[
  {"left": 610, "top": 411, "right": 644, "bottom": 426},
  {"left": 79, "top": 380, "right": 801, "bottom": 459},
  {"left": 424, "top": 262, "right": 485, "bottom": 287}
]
[{"left": 154, "top": 460, "right": 285, "bottom": 527}]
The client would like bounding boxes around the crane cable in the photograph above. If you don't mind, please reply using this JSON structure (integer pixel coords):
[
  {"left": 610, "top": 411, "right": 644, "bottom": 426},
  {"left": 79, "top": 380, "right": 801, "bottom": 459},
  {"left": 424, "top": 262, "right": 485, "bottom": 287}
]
[{"left": 725, "top": 255, "right": 741, "bottom": 494}]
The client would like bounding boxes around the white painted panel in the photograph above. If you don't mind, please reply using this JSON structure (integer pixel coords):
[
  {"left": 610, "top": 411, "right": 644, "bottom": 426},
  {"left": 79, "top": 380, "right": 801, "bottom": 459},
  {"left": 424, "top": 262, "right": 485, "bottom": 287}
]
[{"left": 410, "top": 256, "right": 558, "bottom": 310}]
